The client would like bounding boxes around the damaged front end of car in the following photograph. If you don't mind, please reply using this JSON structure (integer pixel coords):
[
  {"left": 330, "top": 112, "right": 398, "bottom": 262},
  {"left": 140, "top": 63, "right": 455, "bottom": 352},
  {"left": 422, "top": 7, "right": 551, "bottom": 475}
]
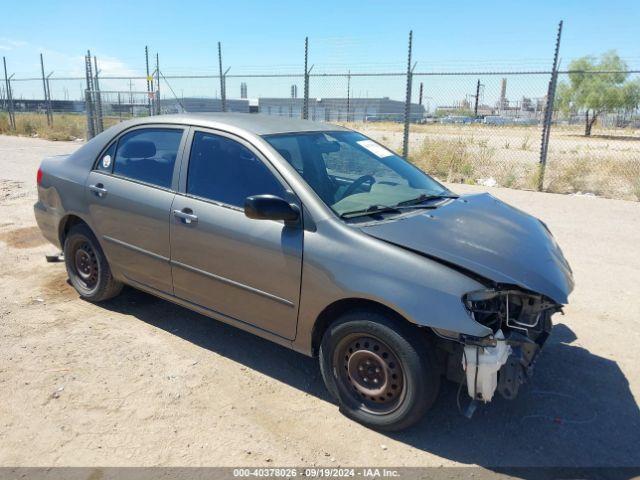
[
  {"left": 438, "top": 288, "right": 563, "bottom": 411},
  {"left": 358, "top": 193, "right": 574, "bottom": 413}
]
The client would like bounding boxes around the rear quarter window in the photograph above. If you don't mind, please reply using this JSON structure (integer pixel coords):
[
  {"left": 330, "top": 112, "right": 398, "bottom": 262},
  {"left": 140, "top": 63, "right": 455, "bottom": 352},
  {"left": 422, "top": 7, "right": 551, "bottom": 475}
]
[{"left": 96, "top": 142, "right": 116, "bottom": 172}]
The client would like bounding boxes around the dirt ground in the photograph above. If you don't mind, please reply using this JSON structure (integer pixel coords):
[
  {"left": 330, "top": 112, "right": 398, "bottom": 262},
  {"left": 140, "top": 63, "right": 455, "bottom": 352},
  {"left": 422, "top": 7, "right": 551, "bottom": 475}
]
[{"left": 0, "top": 134, "right": 639, "bottom": 470}]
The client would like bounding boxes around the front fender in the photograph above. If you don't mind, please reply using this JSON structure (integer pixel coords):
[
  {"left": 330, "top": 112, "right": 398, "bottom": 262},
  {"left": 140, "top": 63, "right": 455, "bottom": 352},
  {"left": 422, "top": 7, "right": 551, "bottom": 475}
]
[{"left": 293, "top": 219, "right": 492, "bottom": 355}]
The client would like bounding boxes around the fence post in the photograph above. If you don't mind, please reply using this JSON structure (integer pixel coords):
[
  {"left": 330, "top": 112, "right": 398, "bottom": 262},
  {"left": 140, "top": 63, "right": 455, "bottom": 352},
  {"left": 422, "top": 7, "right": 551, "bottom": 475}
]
[
  {"left": 40, "top": 53, "right": 53, "bottom": 126},
  {"left": 3, "top": 56, "right": 16, "bottom": 130},
  {"left": 538, "top": 20, "right": 563, "bottom": 191},
  {"left": 84, "top": 51, "right": 96, "bottom": 139},
  {"left": 45, "top": 72, "right": 54, "bottom": 124},
  {"left": 145, "top": 46, "right": 152, "bottom": 116},
  {"left": 93, "top": 56, "right": 104, "bottom": 133},
  {"left": 402, "top": 30, "right": 414, "bottom": 159},
  {"left": 303, "top": 37, "right": 309, "bottom": 120},
  {"left": 156, "top": 53, "right": 161, "bottom": 114},
  {"left": 474, "top": 79, "right": 481, "bottom": 117},
  {"left": 346, "top": 70, "right": 351, "bottom": 122},
  {"left": 218, "top": 42, "right": 226, "bottom": 112}
]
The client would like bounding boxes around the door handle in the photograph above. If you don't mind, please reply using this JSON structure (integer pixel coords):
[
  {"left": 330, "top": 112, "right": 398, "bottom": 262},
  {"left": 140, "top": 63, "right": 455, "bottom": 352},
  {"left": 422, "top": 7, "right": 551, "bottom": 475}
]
[
  {"left": 89, "top": 183, "right": 108, "bottom": 198},
  {"left": 173, "top": 208, "right": 198, "bottom": 224}
]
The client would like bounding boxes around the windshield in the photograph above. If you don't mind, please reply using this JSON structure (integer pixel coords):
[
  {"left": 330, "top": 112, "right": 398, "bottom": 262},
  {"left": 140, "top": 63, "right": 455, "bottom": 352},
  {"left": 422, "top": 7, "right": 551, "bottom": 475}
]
[{"left": 264, "top": 131, "right": 450, "bottom": 217}]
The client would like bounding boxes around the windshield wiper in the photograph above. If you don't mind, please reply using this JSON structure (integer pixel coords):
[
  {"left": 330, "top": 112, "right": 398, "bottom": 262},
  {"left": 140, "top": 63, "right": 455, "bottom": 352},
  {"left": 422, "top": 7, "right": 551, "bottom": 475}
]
[
  {"left": 339, "top": 201, "right": 441, "bottom": 219},
  {"left": 339, "top": 193, "right": 459, "bottom": 219},
  {"left": 340, "top": 204, "right": 403, "bottom": 219},
  {"left": 397, "top": 193, "right": 459, "bottom": 207}
]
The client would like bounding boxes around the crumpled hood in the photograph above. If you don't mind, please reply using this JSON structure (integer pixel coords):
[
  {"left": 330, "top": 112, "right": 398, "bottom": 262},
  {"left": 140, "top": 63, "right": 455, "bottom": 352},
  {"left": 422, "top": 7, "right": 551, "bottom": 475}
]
[{"left": 360, "top": 193, "right": 574, "bottom": 304}]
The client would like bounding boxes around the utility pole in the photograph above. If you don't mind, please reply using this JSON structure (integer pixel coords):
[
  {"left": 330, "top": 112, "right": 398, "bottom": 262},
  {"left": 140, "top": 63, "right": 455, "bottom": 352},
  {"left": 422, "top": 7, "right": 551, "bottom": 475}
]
[
  {"left": 3, "top": 56, "right": 15, "bottom": 129},
  {"left": 145, "top": 46, "right": 152, "bottom": 116},
  {"left": 474, "top": 79, "right": 481, "bottom": 117},
  {"left": 538, "top": 20, "right": 563, "bottom": 191},
  {"left": 418, "top": 82, "right": 423, "bottom": 106}
]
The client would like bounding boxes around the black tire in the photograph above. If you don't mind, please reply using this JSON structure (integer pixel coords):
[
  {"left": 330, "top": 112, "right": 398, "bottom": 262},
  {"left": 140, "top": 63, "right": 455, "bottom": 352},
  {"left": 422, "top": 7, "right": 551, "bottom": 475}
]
[
  {"left": 319, "top": 310, "right": 440, "bottom": 431},
  {"left": 63, "top": 224, "right": 123, "bottom": 302}
]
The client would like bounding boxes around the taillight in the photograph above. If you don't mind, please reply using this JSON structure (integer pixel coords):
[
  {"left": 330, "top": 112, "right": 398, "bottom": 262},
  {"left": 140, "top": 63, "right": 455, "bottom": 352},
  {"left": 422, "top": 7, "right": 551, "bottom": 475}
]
[{"left": 37, "top": 167, "right": 43, "bottom": 186}]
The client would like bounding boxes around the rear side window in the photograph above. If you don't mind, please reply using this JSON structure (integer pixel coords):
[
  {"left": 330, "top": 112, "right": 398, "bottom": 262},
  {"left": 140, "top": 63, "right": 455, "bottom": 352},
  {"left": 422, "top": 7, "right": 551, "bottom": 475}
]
[
  {"left": 187, "top": 131, "right": 286, "bottom": 208},
  {"left": 111, "top": 128, "right": 183, "bottom": 188}
]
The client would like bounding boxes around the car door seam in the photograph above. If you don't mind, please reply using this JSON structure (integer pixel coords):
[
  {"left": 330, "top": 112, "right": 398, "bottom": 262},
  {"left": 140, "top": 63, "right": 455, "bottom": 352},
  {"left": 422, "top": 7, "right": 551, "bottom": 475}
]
[
  {"left": 102, "top": 235, "right": 170, "bottom": 262},
  {"left": 170, "top": 259, "right": 294, "bottom": 307}
]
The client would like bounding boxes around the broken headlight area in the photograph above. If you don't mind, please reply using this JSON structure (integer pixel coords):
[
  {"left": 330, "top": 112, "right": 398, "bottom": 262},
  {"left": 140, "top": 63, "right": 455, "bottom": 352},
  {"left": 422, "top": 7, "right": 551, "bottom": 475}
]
[
  {"left": 446, "top": 289, "right": 562, "bottom": 406},
  {"left": 463, "top": 288, "right": 561, "bottom": 339}
]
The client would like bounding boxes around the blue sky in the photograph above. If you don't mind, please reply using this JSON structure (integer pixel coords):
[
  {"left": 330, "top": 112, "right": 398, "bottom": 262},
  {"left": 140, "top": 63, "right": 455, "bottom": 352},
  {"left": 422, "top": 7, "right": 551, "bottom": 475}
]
[{"left": 2, "top": 0, "right": 639, "bottom": 104}]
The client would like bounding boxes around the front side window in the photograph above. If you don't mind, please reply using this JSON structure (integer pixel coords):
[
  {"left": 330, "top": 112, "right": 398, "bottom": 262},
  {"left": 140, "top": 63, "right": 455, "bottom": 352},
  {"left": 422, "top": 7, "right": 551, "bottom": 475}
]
[
  {"left": 264, "top": 131, "right": 449, "bottom": 216},
  {"left": 111, "top": 128, "right": 183, "bottom": 188},
  {"left": 187, "top": 131, "right": 286, "bottom": 208}
]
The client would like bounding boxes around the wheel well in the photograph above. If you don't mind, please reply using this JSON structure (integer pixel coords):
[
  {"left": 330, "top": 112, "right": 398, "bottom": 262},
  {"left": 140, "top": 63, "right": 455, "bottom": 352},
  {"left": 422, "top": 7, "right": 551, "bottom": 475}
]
[
  {"left": 59, "top": 215, "right": 88, "bottom": 246},
  {"left": 311, "top": 298, "right": 414, "bottom": 357}
]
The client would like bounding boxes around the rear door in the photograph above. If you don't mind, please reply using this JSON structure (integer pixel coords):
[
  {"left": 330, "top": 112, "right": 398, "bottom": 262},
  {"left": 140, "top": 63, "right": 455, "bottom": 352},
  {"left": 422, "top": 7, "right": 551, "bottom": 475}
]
[
  {"left": 170, "top": 129, "right": 303, "bottom": 339},
  {"left": 86, "top": 126, "right": 187, "bottom": 293}
]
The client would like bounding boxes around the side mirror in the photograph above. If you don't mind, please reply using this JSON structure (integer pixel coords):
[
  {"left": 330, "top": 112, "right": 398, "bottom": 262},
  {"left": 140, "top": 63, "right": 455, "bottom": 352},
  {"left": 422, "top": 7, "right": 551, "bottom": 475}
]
[{"left": 244, "top": 195, "right": 300, "bottom": 223}]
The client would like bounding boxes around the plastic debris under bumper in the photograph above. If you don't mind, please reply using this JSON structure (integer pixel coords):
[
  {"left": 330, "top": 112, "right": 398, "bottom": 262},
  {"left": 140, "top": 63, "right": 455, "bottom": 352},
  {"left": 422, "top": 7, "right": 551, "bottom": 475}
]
[
  {"left": 462, "top": 329, "right": 511, "bottom": 402},
  {"left": 462, "top": 325, "right": 550, "bottom": 402}
]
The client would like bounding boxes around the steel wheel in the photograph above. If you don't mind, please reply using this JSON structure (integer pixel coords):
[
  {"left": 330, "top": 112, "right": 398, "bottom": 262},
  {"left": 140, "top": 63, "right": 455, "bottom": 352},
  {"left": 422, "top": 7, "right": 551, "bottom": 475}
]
[
  {"left": 72, "top": 241, "right": 99, "bottom": 290},
  {"left": 63, "top": 224, "right": 123, "bottom": 302},
  {"left": 334, "top": 334, "right": 406, "bottom": 415}
]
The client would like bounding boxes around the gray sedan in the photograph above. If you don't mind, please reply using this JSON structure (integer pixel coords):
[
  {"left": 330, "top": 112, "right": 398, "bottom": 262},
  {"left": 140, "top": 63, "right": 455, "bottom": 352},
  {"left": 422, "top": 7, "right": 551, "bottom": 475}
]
[{"left": 34, "top": 113, "right": 573, "bottom": 430}]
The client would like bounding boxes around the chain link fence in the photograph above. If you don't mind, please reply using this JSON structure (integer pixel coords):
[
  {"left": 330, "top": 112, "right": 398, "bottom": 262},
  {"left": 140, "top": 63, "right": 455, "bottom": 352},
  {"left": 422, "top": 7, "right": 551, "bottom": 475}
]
[
  {"left": 2, "top": 38, "right": 639, "bottom": 201},
  {"left": 542, "top": 71, "right": 640, "bottom": 200}
]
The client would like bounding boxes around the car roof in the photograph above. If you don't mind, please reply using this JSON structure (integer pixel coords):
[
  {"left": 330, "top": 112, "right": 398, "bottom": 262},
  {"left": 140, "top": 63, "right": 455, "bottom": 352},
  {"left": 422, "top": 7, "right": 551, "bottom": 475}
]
[{"left": 127, "top": 112, "right": 350, "bottom": 136}]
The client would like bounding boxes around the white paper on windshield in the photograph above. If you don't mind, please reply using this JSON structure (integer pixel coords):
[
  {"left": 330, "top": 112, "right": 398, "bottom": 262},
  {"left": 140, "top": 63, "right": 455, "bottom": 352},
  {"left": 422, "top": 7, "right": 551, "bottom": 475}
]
[{"left": 357, "top": 139, "right": 393, "bottom": 158}]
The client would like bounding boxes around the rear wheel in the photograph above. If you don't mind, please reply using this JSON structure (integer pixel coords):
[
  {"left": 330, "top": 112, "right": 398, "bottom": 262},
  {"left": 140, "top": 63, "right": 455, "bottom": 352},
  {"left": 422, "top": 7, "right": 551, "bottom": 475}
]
[
  {"left": 319, "top": 310, "right": 440, "bottom": 431},
  {"left": 63, "top": 224, "right": 123, "bottom": 302}
]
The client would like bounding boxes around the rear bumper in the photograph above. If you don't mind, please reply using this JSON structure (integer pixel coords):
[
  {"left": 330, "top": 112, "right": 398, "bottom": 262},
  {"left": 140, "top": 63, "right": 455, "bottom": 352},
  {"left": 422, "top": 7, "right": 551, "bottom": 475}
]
[{"left": 34, "top": 200, "right": 61, "bottom": 249}]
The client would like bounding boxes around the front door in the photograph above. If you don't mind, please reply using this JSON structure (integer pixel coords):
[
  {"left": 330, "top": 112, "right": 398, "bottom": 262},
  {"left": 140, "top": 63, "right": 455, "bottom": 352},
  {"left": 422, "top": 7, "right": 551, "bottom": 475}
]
[
  {"left": 170, "top": 129, "right": 303, "bottom": 339},
  {"left": 86, "top": 126, "right": 186, "bottom": 293}
]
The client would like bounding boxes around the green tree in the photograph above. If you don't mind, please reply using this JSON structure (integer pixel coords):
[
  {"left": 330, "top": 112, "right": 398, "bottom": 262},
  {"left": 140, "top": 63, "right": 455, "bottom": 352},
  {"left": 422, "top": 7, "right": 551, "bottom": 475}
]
[{"left": 556, "top": 51, "right": 640, "bottom": 136}]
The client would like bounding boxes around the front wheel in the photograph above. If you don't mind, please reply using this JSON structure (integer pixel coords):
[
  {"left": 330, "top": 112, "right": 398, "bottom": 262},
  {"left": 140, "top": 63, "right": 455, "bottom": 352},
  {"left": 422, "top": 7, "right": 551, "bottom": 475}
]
[
  {"left": 63, "top": 224, "right": 123, "bottom": 302},
  {"left": 319, "top": 310, "right": 440, "bottom": 431}
]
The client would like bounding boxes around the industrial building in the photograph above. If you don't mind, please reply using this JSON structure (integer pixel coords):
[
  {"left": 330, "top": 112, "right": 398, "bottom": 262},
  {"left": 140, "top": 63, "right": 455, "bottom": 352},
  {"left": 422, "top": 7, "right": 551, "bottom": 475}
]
[
  {"left": 4, "top": 95, "right": 424, "bottom": 123},
  {"left": 160, "top": 97, "right": 250, "bottom": 114},
  {"left": 258, "top": 97, "right": 425, "bottom": 122},
  {"left": 6, "top": 99, "right": 85, "bottom": 114}
]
